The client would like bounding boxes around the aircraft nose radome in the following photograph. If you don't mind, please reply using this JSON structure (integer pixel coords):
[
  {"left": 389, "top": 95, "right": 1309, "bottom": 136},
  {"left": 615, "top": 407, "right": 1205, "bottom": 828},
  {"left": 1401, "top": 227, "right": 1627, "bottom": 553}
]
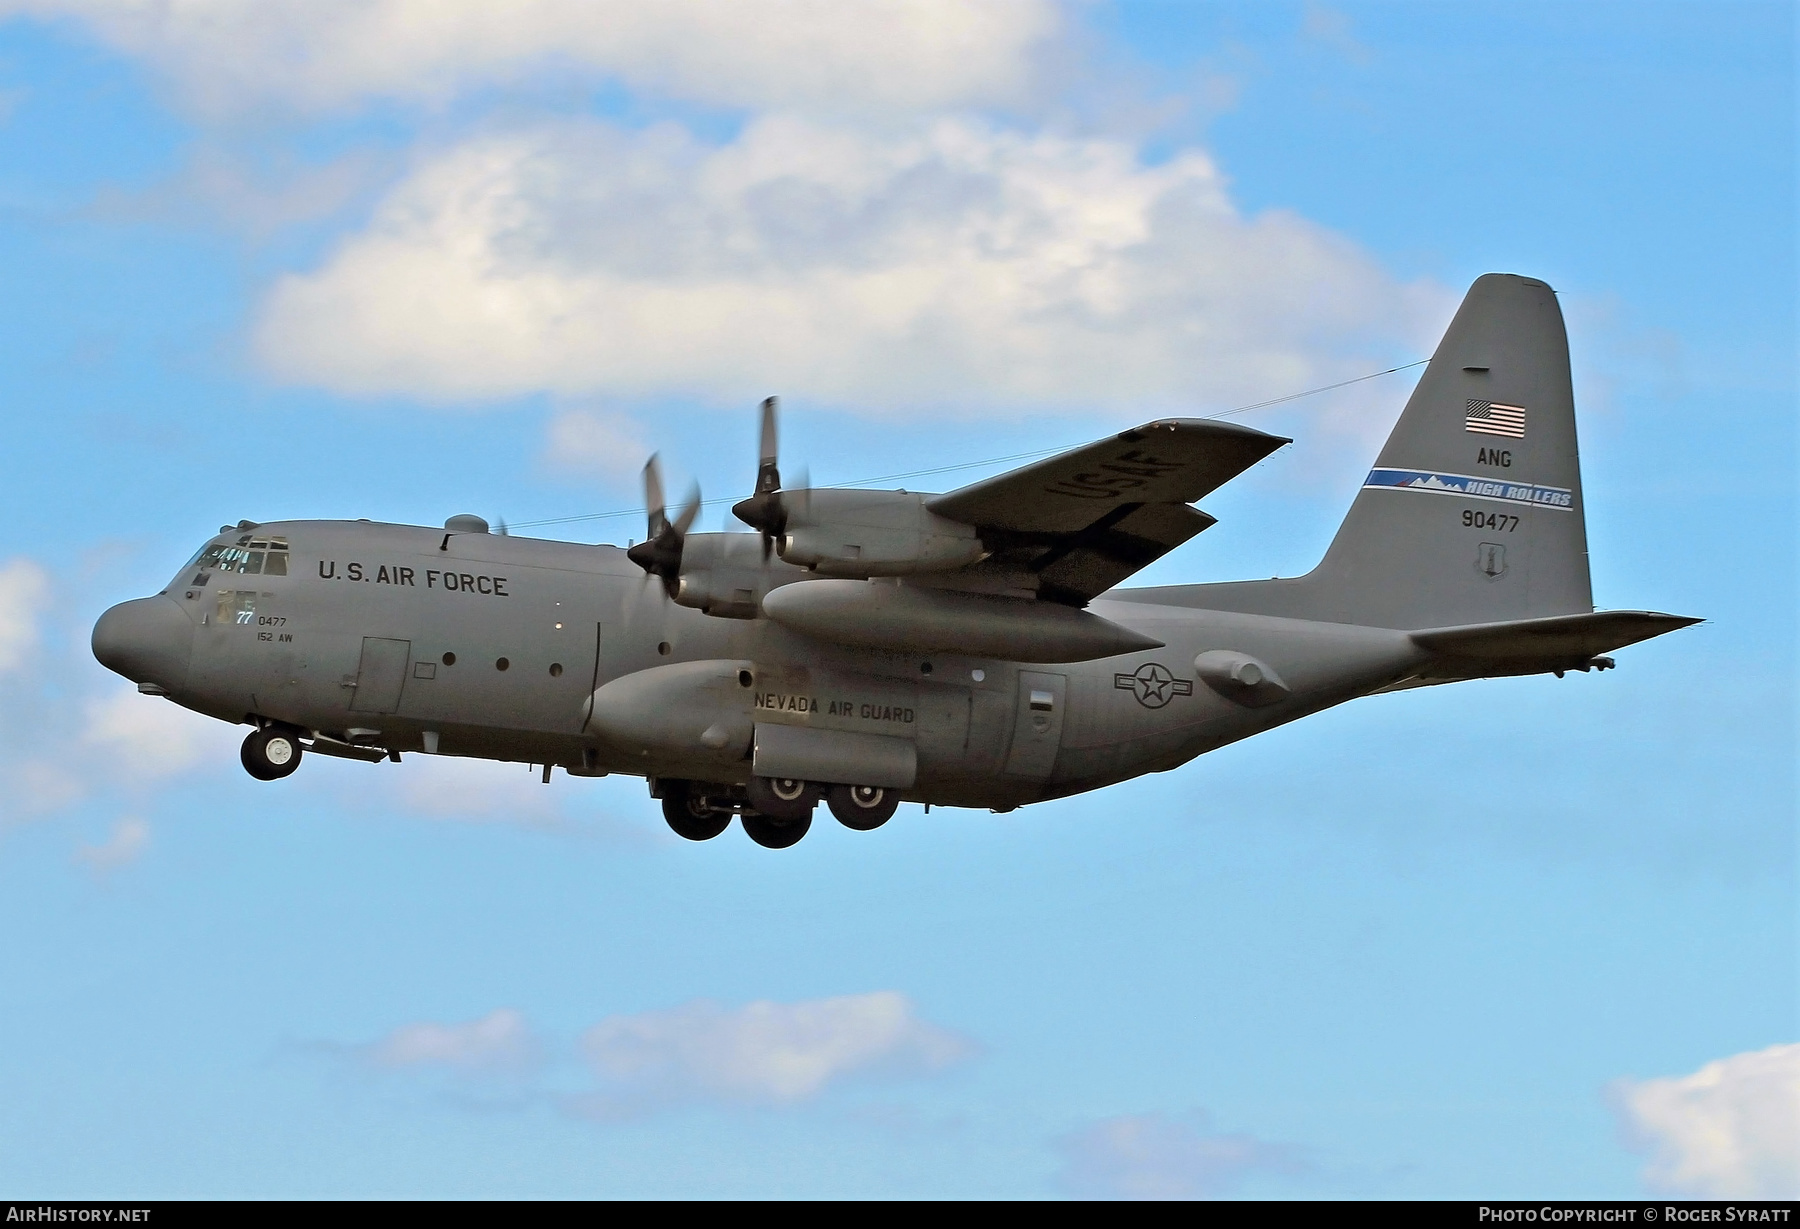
[{"left": 91, "top": 596, "right": 193, "bottom": 693}]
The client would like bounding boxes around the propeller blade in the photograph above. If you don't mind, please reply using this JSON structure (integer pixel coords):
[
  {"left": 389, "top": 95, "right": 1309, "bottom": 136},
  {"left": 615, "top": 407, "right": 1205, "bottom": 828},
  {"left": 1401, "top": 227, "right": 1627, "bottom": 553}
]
[
  {"left": 673, "top": 482, "right": 702, "bottom": 537},
  {"left": 627, "top": 456, "right": 697, "bottom": 599},
  {"left": 756, "top": 464, "right": 808, "bottom": 561},
  {"left": 755, "top": 396, "right": 780, "bottom": 496},
  {"left": 735, "top": 395, "right": 789, "bottom": 557},
  {"left": 642, "top": 454, "right": 668, "bottom": 539}
]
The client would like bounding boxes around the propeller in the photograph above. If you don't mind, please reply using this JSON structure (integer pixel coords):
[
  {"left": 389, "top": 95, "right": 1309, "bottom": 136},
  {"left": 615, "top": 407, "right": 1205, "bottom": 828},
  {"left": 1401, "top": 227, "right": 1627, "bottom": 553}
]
[
  {"left": 626, "top": 453, "right": 700, "bottom": 597},
  {"left": 732, "top": 396, "right": 788, "bottom": 559}
]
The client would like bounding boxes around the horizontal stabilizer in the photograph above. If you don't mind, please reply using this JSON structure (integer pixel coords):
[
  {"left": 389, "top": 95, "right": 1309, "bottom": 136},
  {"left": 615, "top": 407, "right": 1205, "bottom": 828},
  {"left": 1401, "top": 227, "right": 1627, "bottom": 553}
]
[{"left": 1410, "top": 610, "right": 1701, "bottom": 660}]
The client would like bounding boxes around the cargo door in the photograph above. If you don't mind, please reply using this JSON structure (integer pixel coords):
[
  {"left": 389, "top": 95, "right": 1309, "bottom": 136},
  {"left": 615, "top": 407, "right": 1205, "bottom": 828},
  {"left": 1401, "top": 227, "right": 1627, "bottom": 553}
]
[
  {"left": 1003, "top": 670, "right": 1066, "bottom": 779},
  {"left": 348, "top": 636, "right": 411, "bottom": 714}
]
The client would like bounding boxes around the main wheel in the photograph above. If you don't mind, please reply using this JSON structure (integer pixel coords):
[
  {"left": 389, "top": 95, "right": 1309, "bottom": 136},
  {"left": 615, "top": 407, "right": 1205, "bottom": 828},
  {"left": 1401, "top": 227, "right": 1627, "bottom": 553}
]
[
  {"left": 241, "top": 727, "right": 302, "bottom": 781},
  {"left": 662, "top": 789, "right": 730, "bottom": 841},
  {"left": 741, "top": 811, "right": 812, "bottom": 849},
  {"left": 826, "top": 784, "right": 899, "bottom": 830},
  {"left": 744, "top": 775, "right": 816, "bottom": 822}
]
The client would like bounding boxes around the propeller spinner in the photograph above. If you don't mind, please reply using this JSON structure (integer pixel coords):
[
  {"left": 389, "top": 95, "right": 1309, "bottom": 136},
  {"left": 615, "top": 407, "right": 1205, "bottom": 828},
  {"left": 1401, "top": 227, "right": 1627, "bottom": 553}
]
[{"left": 626, "top": 454, "right": 700, "bottom": 597}]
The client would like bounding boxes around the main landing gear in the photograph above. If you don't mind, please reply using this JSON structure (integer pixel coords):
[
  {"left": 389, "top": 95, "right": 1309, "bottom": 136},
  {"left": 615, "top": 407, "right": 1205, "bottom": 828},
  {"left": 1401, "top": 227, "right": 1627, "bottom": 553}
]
[
  {"left": 241, "top": 726, "right": 303, "bottom": 780},
  {"left": 656, "top": 777, "right": 903, "bottom": 848},
  {"left": 741, "top": 809, "right": 811, "bottom": 850},
  {"left": 825, "top": 784, "right": 899, "bottom": 830},
  {"left": 661, "top": 789, "right": 731, "bottom": 842}
]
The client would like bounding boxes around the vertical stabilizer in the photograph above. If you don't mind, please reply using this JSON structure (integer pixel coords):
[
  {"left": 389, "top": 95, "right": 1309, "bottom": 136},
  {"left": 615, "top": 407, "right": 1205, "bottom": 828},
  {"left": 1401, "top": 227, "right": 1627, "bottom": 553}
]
[{"left": 1136, "top": 274, "right": 1594, "bottom": 629}]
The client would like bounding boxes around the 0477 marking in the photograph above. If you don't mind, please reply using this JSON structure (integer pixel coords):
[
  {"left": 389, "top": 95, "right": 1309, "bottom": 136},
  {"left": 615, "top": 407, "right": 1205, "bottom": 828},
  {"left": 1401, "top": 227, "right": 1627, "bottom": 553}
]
[{"left": 1462, "top": 509, "right": 1519, "bottom": 532}]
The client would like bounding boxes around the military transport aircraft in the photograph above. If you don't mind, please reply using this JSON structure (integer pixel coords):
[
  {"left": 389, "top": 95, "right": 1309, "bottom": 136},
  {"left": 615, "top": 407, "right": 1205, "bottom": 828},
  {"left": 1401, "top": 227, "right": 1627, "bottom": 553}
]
[{"left": 92, "top": 274, "right": 1698, "bottom": 849}]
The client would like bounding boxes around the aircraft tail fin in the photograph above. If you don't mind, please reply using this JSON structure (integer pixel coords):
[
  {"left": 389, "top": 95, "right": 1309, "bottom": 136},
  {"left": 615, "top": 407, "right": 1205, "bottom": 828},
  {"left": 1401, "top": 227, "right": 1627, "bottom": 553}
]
[
  {"left": 1302, "top": 272, "right": 1591, "bottom": 627},
  {"left": 1125, "top": 273, "right": 1596, "bottom": 629}
]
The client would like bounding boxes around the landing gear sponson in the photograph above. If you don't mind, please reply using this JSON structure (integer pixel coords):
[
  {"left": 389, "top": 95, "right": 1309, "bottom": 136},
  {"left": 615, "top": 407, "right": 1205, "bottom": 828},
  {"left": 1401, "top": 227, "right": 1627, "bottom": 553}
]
[{"left": 656, "top": 776, "right": 900, "bottom": 848}]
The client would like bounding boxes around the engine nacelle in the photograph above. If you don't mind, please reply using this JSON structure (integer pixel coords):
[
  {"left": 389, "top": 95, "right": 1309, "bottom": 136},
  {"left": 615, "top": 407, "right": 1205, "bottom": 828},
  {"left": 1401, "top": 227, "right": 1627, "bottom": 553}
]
[
  {"left": 671, "top": 533, "right": 799, "bottom": 619},
  {"left": 778, "top": 490, "right": 984, "bottom": 578}
]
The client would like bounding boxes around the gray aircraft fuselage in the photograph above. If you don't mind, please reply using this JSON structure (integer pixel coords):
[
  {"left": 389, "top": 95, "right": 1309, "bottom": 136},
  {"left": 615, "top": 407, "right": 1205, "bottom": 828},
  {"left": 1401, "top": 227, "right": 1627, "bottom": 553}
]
[{"left": 108, "top": 517, "right": 1419, "bottom": 811}]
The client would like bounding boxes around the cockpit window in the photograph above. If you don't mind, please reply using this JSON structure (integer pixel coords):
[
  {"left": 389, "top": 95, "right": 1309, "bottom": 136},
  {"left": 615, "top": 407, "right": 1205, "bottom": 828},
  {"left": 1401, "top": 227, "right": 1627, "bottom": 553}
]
[{"left": 194, "top": 537, "right": 288, "bottom": 577}]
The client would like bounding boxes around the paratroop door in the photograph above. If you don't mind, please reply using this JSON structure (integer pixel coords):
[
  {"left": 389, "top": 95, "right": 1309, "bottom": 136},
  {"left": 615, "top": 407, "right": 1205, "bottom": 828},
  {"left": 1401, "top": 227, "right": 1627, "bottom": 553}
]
[
  {"left": 349, "top": 637, "right": 411, "bottom": 714},
  {"left": 1003, "top": 670, "right": 1066, "bottom": 779}
]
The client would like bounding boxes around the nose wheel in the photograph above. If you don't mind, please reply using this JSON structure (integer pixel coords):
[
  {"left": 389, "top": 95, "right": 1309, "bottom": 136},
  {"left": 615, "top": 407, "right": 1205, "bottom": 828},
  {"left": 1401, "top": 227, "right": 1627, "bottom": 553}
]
[{"left": 241, "top": 727, "right": 303, "bottom": 780}]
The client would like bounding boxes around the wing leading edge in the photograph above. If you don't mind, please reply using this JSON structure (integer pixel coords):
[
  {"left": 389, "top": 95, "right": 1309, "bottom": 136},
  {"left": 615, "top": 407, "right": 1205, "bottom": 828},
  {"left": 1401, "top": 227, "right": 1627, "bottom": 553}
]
[{"left": 926, "top": 418, "right": 1288, "bottom": 604}]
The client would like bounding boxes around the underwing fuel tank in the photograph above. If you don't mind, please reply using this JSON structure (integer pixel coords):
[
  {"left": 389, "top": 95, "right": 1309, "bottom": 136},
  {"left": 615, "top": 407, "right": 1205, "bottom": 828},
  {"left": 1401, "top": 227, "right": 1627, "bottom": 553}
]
[
  {"left": 586, "top": 659, "right": 756, "bottom": 770},
  {"left": 760, "top": 579, "right": 1163, "bottom": 663}
]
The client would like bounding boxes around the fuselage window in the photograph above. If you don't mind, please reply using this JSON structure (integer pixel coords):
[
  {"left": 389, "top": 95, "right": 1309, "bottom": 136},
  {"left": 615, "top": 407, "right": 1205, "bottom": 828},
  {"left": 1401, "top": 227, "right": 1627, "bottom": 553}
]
[{"left": 216, "top": 590, "right": 257, "bottom": 624}]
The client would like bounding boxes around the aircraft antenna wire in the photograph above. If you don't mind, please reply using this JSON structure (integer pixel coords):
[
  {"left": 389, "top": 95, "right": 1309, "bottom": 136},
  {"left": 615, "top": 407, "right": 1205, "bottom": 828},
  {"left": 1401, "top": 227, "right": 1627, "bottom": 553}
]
[{"left": 508, "top": 358, "right": 1427, "bottom": 531}]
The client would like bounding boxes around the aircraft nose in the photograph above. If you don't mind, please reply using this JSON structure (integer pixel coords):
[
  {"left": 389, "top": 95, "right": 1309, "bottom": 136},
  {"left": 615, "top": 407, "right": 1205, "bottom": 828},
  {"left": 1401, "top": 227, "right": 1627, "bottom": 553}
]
[{"left": 92, "top": 596, "right": 194, "bottom": 694}]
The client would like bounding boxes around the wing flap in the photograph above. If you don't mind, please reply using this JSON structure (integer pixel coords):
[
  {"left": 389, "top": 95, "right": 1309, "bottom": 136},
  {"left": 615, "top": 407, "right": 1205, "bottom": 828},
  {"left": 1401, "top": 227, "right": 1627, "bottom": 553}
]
[{"left": 1026, "top": 502, "right": 1216, "bottom": 605}]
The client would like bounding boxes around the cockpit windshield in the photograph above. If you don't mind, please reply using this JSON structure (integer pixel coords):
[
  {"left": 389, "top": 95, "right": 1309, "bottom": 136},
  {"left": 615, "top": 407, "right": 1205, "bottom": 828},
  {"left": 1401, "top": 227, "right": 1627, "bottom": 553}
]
[{"left": 189, "top": 535, "right": 290, "bottom": 577}]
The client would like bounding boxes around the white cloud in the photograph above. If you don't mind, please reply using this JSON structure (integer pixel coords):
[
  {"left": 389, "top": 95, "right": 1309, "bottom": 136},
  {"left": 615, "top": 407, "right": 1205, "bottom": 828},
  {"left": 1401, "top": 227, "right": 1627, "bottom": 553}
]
[
  {"left": 1054, "top": 1111, "right": 1306, "bottom": 1200},
  {"left": 256, "top": 115, "right": 1446, "bottom": 414},
  {"left": 8, "top": 758, "right": 86, "bottom": 816},
  {"left": 90, "top": 144, "right": 388, "bottom": 239},
  {"left": 1301, "top": 3, "right": 1373, "bottom": 66},
  {"left": 325, "top": 750, "right": 655, "bottom": 845},
  {"left": 74, "top": 814, "right": 150, "bottom": 871},
  {"left": 0, "top": 558, "right": 49, "bottom": 672},
  {"left": 1613, "top": 1043, "right": 1800, "bottom": 1199},
  {"left": 541, "top": 408, "right": 650, "bottom": 483},
  {"left": 3, "top": 0, "right": 1059, "bottom": 118},
  {"left": 388, "top": 754, "right": 567, "bottom": 824},
  {"left": 81, "top": 686, "right": 223, "bottom": 783},
  {"left": 575, "top": 991, "right": 973, "bottom": 1116},
  {"left": 368, "top": 1008, "right": 538, "bottom": 1074}
]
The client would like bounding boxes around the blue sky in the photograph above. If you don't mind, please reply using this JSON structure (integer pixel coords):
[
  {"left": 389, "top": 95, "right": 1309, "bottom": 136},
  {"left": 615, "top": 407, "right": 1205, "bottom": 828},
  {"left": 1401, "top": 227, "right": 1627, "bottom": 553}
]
[{"left": 0, "top": 0, "right": 1792, "bottom": 1200}]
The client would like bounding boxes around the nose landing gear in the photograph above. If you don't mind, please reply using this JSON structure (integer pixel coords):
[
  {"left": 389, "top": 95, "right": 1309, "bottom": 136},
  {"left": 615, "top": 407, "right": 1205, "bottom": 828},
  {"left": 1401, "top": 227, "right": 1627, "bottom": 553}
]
[{"left": 241, "top": 726, "right": 303, "bottom": 780}]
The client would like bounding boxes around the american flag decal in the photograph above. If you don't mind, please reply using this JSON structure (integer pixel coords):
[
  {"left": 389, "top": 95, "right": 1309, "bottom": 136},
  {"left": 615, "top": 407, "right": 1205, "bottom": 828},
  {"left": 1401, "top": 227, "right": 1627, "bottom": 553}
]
[{"left": 1465, "top": 400, "right": 1526, "bottom": 438}]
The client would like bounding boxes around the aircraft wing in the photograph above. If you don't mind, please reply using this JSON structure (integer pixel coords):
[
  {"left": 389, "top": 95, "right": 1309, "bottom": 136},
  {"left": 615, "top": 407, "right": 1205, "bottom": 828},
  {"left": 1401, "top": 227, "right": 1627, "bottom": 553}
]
[{"left": 926, "top": 418, "right": 1288, "bottom": 604}]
